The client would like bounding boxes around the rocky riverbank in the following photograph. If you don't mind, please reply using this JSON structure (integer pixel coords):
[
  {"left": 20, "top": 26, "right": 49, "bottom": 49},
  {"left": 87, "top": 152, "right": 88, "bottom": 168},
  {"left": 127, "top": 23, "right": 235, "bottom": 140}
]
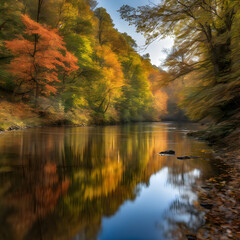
[
  {"left": 197, "top": 150, "right": 240, "bottom": 240},
  {"left": 194, "top": 129, "right": 240, "bottom": 240}
]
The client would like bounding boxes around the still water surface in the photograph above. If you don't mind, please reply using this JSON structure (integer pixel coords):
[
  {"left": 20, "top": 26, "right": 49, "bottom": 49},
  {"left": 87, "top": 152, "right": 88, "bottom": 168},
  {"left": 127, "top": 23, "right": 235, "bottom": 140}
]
[{"left": 0, "top": 123, "right": 218, "bottom": 240}]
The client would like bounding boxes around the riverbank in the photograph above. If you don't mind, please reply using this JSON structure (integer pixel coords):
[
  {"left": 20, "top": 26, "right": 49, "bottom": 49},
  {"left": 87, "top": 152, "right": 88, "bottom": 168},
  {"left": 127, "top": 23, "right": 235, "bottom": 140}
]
[
  {"left": 195, "top": 130, "right": 240, "bottom": 240},
  {"left": 0, "top": 100, "right": 90, "bottom": 132}
]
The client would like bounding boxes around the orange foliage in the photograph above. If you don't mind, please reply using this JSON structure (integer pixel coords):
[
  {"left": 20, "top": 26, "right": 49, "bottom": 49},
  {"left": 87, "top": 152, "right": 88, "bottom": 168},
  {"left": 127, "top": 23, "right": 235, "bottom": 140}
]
[
  {"left": 153, "top": 89, "right": 168, "bottom": 114},
  {"left": 5, "top": 15, "right": 78, "bottom": 97},
  {"left": 149, "top": 69, "right": 170, "bottom": 91},
  {"left": 35, "top": 163, "right": 70, "bottom": 217}
]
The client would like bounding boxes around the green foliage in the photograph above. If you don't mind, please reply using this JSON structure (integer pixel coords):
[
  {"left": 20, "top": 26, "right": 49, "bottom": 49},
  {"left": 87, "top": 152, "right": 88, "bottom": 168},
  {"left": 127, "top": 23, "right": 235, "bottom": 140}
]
[
  {"left": 117, "top": 54, "right": 155, "bottom": 122},
  {"left": 0, "top": 0, "right": 23, "bottom": 40}
]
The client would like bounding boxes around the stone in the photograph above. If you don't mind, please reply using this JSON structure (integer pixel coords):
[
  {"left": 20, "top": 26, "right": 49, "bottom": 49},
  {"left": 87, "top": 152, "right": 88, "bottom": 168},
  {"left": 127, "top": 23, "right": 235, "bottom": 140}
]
[
  {"left": 177, "top": 156, "right": 191, "bottom": 160},
  {"left": 159, "top": 150, "right": 175, "bottom": 155}
]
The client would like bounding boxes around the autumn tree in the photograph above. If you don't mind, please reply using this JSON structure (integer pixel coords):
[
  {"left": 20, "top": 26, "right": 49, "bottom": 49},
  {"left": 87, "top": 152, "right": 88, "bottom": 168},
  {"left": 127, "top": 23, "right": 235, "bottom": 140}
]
[
  {"left": 95, "top": 45, "right": 124, "bottom": 114},
  {"left": 54, "top": 0, "right": 101, "bottom": 115},
  {"left": 5, "top": 14, "right": 78, "bottom": 105},
  {"left": 117, "top": 53, "right": 155, "bottom": 122}
]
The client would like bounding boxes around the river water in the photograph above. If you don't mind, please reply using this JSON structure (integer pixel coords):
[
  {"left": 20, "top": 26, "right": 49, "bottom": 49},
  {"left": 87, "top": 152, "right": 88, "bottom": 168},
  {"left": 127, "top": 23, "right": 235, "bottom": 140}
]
[{"left": 0, "top": 122, "right": 219, "bottom": 240}]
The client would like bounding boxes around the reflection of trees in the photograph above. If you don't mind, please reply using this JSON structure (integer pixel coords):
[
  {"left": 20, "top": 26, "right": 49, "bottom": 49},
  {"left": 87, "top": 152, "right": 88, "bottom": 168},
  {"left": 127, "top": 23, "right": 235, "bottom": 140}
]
[
  {"left": 170, "top": 199, "right": 203, "bottom": 229},
  {"left": 157, "top": 168, "right": 205, "bottom": 240},
  {"left": 0, "top": 160, "right": 69, "bottom": 240},
  {"left": 0, "top": 124, "right": 217, "bottom": 240},
  {"left": 0, "top": 129, "right": 71, "bottom": 238},
  {"left": 83, "top": 161, "right": 123, "bottom": 200},
  {"left": 161, "top": 196, "right": 205, "bottom": 240},
  {"left": 166, "top": 163, "right": 201, "bottom": 188}
]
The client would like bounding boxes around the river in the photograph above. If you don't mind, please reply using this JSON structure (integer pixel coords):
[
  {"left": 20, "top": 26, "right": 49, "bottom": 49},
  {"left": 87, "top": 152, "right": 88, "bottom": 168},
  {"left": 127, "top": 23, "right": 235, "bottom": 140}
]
[{"left": 0, "top": 122, "right": 220, "bottom": 240}]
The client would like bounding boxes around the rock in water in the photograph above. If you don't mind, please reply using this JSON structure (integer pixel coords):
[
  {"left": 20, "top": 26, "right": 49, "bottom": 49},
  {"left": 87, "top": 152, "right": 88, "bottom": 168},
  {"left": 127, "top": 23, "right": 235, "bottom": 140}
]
[
  {"left": 177, "top": 156, "right": 191, "bottom": 160},
  {"left": 177, "top": 156, "right": 200, "bottom": 160},
  {"left": 159, "top": 150, "right": 175, "bottom": 155}
]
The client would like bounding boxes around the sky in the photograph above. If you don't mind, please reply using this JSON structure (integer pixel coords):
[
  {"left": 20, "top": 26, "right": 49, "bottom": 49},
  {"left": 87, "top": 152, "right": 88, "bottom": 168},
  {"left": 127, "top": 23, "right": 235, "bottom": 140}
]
[{"left": 97, "top": 0, "right": 174, "bottom": 67}]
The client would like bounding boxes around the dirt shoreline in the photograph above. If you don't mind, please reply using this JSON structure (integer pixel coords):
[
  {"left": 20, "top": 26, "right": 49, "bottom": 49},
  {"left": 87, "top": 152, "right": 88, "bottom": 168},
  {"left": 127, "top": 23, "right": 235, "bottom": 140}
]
[{"left": 0, "top": 123, "right": 88, "bottom": 133}]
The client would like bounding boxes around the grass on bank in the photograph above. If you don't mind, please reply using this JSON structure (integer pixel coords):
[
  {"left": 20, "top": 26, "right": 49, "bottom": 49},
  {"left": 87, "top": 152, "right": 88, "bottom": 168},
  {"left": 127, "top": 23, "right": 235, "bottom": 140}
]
[{"left": 0, "top": 100, "right": 89, "bottom": 131}]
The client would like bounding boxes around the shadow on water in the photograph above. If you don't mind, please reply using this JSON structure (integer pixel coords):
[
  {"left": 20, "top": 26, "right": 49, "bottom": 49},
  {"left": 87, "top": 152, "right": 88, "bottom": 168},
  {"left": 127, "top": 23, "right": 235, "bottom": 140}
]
[{"left": 0, "top": 123, "right": 225, "bottom": 240}]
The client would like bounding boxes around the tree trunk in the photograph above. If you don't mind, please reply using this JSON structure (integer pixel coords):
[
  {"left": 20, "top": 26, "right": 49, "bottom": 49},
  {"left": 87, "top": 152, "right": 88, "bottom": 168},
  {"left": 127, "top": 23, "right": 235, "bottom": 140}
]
[
  {"left": 211, "top": 36, "right": 231, "bottom": 78},
  {"left": 104, "top": 94, "right": 111, "bottom": 113},
  {"left": 35, "top": 82, "right": 39, "bottom": 107}
]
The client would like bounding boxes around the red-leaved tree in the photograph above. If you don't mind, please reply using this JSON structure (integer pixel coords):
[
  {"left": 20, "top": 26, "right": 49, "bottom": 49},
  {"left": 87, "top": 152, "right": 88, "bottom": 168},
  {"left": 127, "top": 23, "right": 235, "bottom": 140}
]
[{"left": 5, "top": 14, "right": 78, "bottom": 104}]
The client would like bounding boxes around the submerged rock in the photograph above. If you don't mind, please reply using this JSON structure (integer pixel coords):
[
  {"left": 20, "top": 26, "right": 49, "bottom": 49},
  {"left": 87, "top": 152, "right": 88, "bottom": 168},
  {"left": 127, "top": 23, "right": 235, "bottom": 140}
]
[
  {"left": 186, "top": 235, "right": 197, "bottom": 240},
  {"left": 159, "top": 150, "right": 175, "bottom": 155},
  {"left": 201, "top": 186, "right": 212, "bottom": 191}
]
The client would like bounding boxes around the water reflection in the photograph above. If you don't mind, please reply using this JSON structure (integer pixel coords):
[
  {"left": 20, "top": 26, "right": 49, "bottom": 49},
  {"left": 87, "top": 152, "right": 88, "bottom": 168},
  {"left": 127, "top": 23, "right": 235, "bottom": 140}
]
[{"left": 0, "top": 123, "right": 216, "bottom": 240}]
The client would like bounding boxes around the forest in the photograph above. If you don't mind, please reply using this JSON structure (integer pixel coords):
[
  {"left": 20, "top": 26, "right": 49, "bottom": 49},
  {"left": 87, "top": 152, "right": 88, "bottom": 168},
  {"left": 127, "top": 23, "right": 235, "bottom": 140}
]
[
  {"left": 0, "top": 0, "right": 239, "bottom": 141},
  {"left": 0, "top": 0, "right": 171, "bottom": 130}
]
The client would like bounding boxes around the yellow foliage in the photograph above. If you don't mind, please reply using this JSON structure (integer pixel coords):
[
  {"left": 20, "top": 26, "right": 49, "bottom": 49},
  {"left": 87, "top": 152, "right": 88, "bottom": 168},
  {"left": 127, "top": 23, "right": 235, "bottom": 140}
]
[{"left": 97, "top": 45, "right": 124, "bottom": 89}]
